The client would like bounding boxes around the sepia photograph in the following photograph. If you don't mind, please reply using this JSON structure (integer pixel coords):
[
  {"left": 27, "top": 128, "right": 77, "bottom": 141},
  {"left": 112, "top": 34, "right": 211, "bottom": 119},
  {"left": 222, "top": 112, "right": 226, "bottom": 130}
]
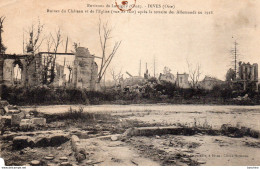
[{"left": 0, "top": 0, "right": 260, "bottom": 167}]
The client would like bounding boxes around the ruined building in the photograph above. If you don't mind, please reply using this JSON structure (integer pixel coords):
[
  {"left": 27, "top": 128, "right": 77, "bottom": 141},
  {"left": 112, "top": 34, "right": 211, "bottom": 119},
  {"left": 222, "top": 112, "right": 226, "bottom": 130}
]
[
  {"left": 176, "top": 72, "right": 189, "bottom": 88},
  {"left": 0, "top": 54, "right": 27, "bottom": 86},
  {"left": 0, "top": 47, "right": 98, "bottom": 93},
  {"left": 159, "top": 72, "right": 175, "bottom": 83},
  {"left": 199, "top": 76, "right": 224, "bottom": 90},
  {"left": 71, "top": 47, "right": 98, "bottom": 90},
  {"left": 236, "top": 62, "right": 258, "bottom": 91}
]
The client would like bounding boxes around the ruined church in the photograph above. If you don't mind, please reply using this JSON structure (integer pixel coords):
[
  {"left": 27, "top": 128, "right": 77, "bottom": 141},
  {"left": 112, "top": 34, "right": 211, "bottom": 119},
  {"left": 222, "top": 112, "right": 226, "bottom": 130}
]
[{"left": 0, "top": 47, "right": 98, "bottom": 91}]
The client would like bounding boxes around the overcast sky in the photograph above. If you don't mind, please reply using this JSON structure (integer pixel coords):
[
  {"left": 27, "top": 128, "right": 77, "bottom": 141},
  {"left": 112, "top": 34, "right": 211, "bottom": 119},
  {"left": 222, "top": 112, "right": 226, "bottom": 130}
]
[{"left": 0, "top": 0, "right": 260, "bottom": 80}]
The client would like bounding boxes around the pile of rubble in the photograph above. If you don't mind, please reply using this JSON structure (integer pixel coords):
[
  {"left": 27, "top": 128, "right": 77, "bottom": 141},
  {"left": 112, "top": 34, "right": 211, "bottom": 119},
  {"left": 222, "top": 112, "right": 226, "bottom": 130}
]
[
  {"left": 233, "top": 94, "right": 251, "bottom": 101},
  {"left": 0, "top": 100, "right": 46, "bottom": 133},
  {"left": 0, "top": 100, "right": 73, "bottom": 166}
]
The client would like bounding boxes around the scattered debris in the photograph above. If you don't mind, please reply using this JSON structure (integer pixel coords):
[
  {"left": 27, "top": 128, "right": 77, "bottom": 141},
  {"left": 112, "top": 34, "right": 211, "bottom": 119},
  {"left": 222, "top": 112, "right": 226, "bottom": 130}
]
[
  {"left": 111, "top": 135, "right": 119, "bottom": 141},
  {"left": 59, "top": 157, "right": 68, "bottom": 161},
  {"left": 60, "top": 162, "right": 72, "bottom": 166},
  {"left": 44, "top": 155, "right": 54, "bottom": 160},
  {"left": 30, "top": 160, "right": 41, "bottom": 166}
]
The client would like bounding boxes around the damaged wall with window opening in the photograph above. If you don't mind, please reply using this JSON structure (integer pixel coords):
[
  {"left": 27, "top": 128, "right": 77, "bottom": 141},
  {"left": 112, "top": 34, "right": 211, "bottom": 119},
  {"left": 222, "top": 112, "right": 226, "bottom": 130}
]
[{"left": 0, "top": 47, "right": 98, "bottom": 93}]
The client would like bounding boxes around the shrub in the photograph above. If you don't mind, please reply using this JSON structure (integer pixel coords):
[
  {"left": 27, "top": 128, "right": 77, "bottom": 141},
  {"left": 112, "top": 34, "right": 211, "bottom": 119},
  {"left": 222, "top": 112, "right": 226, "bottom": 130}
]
[
  {"left": 2, "top": 85, "right": 114, "bottom": 105},
  {"left": 154, "top": 81, "right": 176, "bottom": 98}
]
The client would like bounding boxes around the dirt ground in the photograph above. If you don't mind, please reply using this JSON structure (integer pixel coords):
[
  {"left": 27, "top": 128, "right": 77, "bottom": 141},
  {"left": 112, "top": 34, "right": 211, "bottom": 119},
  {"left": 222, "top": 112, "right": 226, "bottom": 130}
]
[
  {"left": 22, "top": 104, "right": 260, "bottom": 130},
  {"left": 1, "top": 104, "right": 260, "bottom": 166},
  {"left": 127, "top": 134, "right": 260, "bottom": 166}
]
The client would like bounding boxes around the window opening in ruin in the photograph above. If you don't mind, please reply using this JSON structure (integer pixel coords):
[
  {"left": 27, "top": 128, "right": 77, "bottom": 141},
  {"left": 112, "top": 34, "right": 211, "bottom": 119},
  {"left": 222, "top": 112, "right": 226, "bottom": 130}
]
[
  {"left": 65, "top": 64, "right": 73, "bottom": 84},
  {"left": 245, "top": 67, "right": 248, "bottom": 80},
  {"left": 13, "top": 61, "right": 23, "bottom": 85}
]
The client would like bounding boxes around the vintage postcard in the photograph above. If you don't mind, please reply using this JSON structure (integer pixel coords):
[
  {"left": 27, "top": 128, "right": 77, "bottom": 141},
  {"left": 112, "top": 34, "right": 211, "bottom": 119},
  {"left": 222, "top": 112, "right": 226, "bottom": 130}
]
[{"left": 0, "top": 0, "right": 260, "bottom": 167}]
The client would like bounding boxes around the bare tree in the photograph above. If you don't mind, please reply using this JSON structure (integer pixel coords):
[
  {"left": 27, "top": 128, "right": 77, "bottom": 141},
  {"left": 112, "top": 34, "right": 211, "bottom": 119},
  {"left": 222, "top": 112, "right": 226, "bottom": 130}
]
[
  {"left": 97, "top": 18, "right": 122, "bottom": 84},
  {"left": 71, "top": 42, "right": 80, "bottom": 53},
  {"left": 226, "top": 68, "right": 236, "bottom": 82},
  {"left": 49, "top": 28, "right": 63, "bottom": 83},
  {"left": 0, "top": 16, "right": 6, "bottom": 54},
  {"left": 25, "top": 19, "right": 44, "bottom": 55},
  {"left": 187, "top": 60, "right": 202, "bottom": 89},
  {"left": 110, "top": 68, "right": 123, "bottom": 86},
  {"left": 41, "top": 34, "right": 54, "bottom": 84},
  {"left": 23, "top": 20, "right": 45, "bottom": 84}
]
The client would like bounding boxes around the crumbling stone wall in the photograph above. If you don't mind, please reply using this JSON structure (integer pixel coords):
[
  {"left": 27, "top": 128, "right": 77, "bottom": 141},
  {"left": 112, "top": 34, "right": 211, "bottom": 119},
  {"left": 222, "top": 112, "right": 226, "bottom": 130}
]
[
  {"left": 3, "top": 59, "right": 26, "bottom": 85},
  {"left": 53, "top": 63, "right": 66, "bottom": 87},
  {"left": 27, "top": 54, "right": 42, "bottom": 86},
  {"left": 3, "top": 59, "right": 13, "bottom": 84},
  {"left": 1, "top": 56, "right": 27, "bottom": 86},
  {"left": 237, "top": 62, "right": 258, "bottom": 91},
  {"left": 238, "top": 62, "right": 258, "bottom": 81},
  {"left": 72, "top": 47, "right": 98, "bottom": 91},
  {"left": 176, "top": 73, "right": 189, "bottom": 88},
  {"left": 0, "top": 48, "right": 98, "bottom": 92},
  {"left": 35, "top": 49, "right": 98, "bottom": 90}
]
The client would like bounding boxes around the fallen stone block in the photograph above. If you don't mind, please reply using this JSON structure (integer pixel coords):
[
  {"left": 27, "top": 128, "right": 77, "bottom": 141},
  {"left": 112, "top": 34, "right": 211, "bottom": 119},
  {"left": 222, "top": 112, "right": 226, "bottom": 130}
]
[
  {"left": 0, "top": 100, "right": 9, "bottom": 105},
  {"left": 59, "top": 157, "right": 68, "bottom": 161},
  {"left": 13, "top": 133, "right": 70, "bottom": 149},
  {"left": 60, "top": 162, "right": 72, "bottom": 166},
  {"left": 11, "top": 113, "right": 24, "bottom": 126},
  {"left": 249, "top": 129, "right": 260, "bottom": 138},
  {"left": 72, "top": 130, "right": 90, "bottom": 139},
  {"left": 20, "top": 119, "right": 32, "bottom": 124},
  {"left": 123, "top": 128, "right": 136, "bottom": 137},
  {"left": 30, "top": 160, "right": 41, "bottom": 166},
  {"left": 2, "top": 133, "right": 16, "bottom": 140},
  {"left": 0, "top": 108, "right": 5, "bottom": 115},
  {"left": 3, "top": 106, "right": 9, "bottom": 114},
  {"left": 71, "top": 135, "right": 80, "bottom": 151},
  {"left": 8, "top": 109, "right": 21, "bottom": 114},
  {"left": 75, "top": 152, "right": 86, "bottom": 162},
  {"left": 45, "top": 155, "right": 54, "bottom": 160},
  {"left": 49, "top": 134, "right": 70, "bottom": 147},
  {"left": 0, "top": 116, "right": 11, "bottom": 126},
  {"left": 34, "top": 137, "right": 49, "bottom": 147},
  {"left": 240, "top": 127, "right": 250, "bottom": 135},
  {"left": 19, "top": 119, "right": 35, "bottom": 131},
  {"left": 13, "top": 136, "right": 35, "bottom": 149},
  {"left": 123, "top": 126, "right": 194, "bottom": 137},
  {"left": 111, "top": 135, "right": 119, "bottom": 141},
  {"left": 8, "top": 105, "right": 18, "bottom": 110},
  {"left": 74, "top": 142, "right": 86, "bottom": 154},
  {"left": 31, "top": 118, "right": 46, "bottom": 126},
  {"left": 71, "top": 135, "right": 86, "bottom": 162}
]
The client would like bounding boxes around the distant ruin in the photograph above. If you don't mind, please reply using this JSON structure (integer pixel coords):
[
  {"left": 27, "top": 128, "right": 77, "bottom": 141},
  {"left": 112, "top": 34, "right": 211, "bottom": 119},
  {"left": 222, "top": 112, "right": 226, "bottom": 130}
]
[
  {"left": 176, "top": 73, "right": 189, "bottom": 89},
  {"left": 235, "top": 62, "right": 258, "bottom": 91},
  {"left": 238, "top": 62, "right": 258, "bottom": 80}
]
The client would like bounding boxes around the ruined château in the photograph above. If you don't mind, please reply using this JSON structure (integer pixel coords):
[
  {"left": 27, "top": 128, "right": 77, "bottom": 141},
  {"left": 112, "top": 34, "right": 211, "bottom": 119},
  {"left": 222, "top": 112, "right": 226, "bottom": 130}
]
[{"left": 0, "top": 47, "right": 98, "bottom": 93}]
